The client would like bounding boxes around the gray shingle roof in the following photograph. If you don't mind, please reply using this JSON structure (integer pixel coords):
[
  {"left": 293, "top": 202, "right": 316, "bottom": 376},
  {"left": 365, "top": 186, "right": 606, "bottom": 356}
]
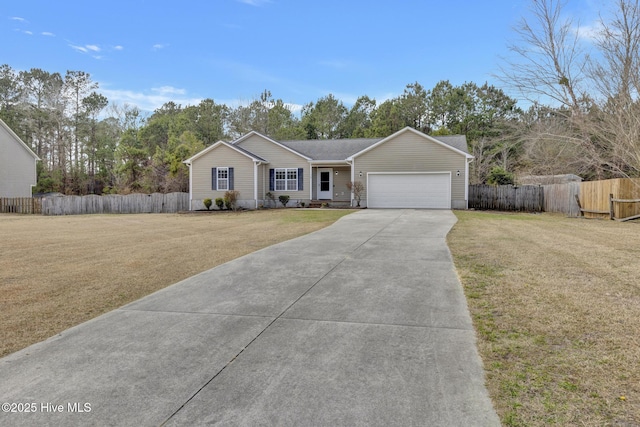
[
  {"left": 232, "top": 143, "right": 268, "bottom": 162},
  {"left": 278, "top": 138, "right": 383, "bottom": 161},
  {"left": 277, "top": 134, "right": 469, "bottom": 161},
  {"left": 431, "top": 135, "right": 469, "bottom": 154}
]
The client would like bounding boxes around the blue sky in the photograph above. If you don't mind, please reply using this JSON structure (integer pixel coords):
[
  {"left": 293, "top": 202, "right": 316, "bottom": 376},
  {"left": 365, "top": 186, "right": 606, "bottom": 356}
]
[{"left": 3, "top": 0, "right": 607, "bottom": 113}]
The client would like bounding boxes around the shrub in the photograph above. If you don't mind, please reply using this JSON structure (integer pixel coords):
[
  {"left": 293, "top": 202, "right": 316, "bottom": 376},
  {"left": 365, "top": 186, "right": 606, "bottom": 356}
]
[
  {"left": 278, "top": 195, "right": 290, "bottom": 207},
  {"left": 487, "top": 167, "right": 515, "bottom": 185},
  {"left": 215, "top": 198, "right": 224, "bottom": 210},
  {"left": 203, "top": 198, "right": 212, "bottom": 210},
  {"left": 224, "top": 190, "right": 240, "bottom": 211},
  {"left": 265, "top": 191, "right": 276, "bottom": 208},
  {"left": 346, "top": 181, "right": 365, "bottom": 207}
]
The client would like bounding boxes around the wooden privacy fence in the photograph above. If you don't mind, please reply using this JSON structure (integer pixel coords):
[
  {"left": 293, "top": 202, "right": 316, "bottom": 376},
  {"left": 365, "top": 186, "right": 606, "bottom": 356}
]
[
  {"left": 578, "top": 178, "right": 640, "bottom": 221},
  {"left": 0, "top": 197, "right": 42, "bottom": 214},
  {"left": 541, "top": 182, "right": 581, "bottom": 217},
  {"left": 469, "top": 184, "right": 544, "bottom": 212},
  {"left": 41, "top": 192, "right": 189, "bottom": 215}
]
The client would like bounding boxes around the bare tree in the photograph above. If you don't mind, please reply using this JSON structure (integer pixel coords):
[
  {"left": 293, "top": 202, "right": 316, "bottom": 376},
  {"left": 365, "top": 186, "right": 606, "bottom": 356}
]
[
  {"left": 499, "top": 0, "right": 618, "bottom": 178},
  {"left": 588, "top": 0, "right": 640, "bottom": 177},
  {"left": 346, "top": 181, "right": 365, "bottom": 207}
]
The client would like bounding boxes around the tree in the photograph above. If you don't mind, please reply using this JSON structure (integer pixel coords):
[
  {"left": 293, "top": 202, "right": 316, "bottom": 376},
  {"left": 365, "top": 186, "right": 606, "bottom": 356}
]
[
  {"left": 487, "top": 166, "right": 515, "bottom": 185},
  {"left": 300, "top": 94, "right": 348, "bottom": 139},
  {"left": 82, "top": 92, "right": 108, "bottom": 193},
  {"left": 588, "top": 0, "right": 640, "bottom": 177},
  {"left": 0, "top": 65, "right": 23, "bottom": 129},
  {"left": 64, "top": 70, "right": 97, "bottom": 182},
  {"left": 368, "top": 98, "right": 403, "bottom": 137},
  {"left": 346, "top": 181, "right": 365, "bottom": 207},
  {"left": 498, "top": 0, "right": 611, "bottom": 179},
  {"left": 192, "top": 98, "right": 228, "bottom": 144},
  {"left": 399, "top": 82, "right": 429, "bottom": 132},
  {"left": 340, "top": 95, "right": 376, "bottom": 138}
]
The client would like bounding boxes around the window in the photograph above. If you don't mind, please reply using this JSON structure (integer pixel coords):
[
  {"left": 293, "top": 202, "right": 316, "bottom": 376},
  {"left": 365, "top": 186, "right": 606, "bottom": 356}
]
[
  {"left": 217, "top": 167, "right": 228, "bottom": 190},
  {"left": 275, "top": 168, "right": 298, "bottom": 191}
]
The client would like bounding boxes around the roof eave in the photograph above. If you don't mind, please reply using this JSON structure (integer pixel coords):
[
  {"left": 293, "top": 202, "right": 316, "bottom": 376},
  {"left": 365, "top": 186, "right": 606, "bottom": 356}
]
[
  {"left": 184, "top": 140, "right": 264, "bottom": 163},
  {"left": 350, "top": 126, "right": 472, "bottom": 159}
]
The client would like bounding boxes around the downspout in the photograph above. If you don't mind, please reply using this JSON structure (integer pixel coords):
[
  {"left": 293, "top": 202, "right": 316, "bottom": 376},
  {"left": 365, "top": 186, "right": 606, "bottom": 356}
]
[
  {"left": 309, "top": 163, "right": 313, "bottom": 201},
  {"left": 465, "top": 158, "right": 473, "bottom": 209},
  {"left": 254, "top": 161, "right": 261, "bottom": 209},
  {"left": 185, "top": 162, "right": 193, "bottom": 211},
  {"left": 347, "top": 159, "right": 354, "bottom": 207}
]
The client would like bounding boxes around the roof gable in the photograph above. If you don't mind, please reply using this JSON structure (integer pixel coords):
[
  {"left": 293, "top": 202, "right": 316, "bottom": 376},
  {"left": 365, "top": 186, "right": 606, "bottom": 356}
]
[
  {"left": 183, "top": 140, "right": 265, "bottom": 164},
  {"left": 233, "top": 131, "right": 312, "bottom": 161},
  {"left": 0, "top": 119, "right": 40, "bottom": 160},
  {"left": 349, "top": 127, "right": 472, "bottom": 160}
]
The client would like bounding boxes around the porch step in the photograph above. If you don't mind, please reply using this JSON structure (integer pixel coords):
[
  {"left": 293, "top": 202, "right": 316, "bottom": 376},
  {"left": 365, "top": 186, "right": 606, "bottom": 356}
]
[{"left": 308, "top": 200, "right": 352, "bottom": 208}]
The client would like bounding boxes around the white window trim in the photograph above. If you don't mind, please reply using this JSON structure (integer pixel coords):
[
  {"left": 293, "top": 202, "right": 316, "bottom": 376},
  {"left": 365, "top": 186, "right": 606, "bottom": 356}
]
[
  {"left": 217, "top": 167, "right": 229, "bottom": 191},
  {"left": 275, "top": 168, "right": 298, "bottom": 191}
]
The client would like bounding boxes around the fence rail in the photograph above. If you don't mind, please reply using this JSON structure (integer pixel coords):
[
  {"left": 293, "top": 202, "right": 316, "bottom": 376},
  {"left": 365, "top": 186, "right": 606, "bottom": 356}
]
[
  {"left": 0, "top": 197, "right": 42, "bottom": 214},
  {"left": 469, "top": 184, "right": 544, "bottom": 212},
  {"left": 41, "top": 192, "right": 189, "bottom": 215},
  {"left": 579, "top": 178, "right": 640, "bottom": 219}
]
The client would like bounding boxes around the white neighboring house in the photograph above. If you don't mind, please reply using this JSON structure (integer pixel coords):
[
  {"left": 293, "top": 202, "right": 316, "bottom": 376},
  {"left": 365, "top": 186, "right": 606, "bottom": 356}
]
[{"left": 0, "top": 119, "right": 40, "bottom": 197}]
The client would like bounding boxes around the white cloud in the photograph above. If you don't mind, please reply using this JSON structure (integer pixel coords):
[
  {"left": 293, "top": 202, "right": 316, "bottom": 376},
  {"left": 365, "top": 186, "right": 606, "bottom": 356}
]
[
  {"left": 152, "top": 86, "right": 186, "bottom": 95},
  {"left": 152, "top": 43, "right": 167, "bottom": 50},
  {"left": 114, "top": 45, "right": 124, "bottom": 51},
  {"left": 70, "top": 44, "right": 88, "bottom": 53},
  {"left": 69, "top": 43, "right": 106, "bottom": 59},
  {"left": 99, "top": 85, "right": 202, "bottom": 112},
  {"left": 41, "top": 31, "right": 55, "bottom": 37},
  {"left": 11, "top": 16, "right": 27, "bottom": 22},
  {"left": 573, "top": 21, "right": 603, "bottom": 43},
  {"left": 22, "top": 30, "right": 33, "bottom": 35}
]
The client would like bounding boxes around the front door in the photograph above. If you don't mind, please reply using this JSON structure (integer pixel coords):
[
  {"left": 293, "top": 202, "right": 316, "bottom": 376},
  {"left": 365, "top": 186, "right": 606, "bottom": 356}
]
[{"left": 317, "top": 168, "right": 333, "bottom": 199}]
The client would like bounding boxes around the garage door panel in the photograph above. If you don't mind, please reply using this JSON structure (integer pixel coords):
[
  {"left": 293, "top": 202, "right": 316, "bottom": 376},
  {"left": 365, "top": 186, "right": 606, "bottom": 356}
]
[{"left": 368, "top": 173, "right": 450, "bottom": 209}]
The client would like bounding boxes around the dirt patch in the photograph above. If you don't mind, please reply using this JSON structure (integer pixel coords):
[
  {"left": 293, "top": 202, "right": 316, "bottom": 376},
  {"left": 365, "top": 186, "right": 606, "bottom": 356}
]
[
  {"left": 0, "top": 209, "right": 353, "bottom": 357},
  {"left": 448, "top": 211, "right": 640, "bottom": 426}
]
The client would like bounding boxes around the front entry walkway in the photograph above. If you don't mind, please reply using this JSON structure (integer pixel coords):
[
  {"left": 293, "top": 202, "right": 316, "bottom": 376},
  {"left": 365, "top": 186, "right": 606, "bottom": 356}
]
[{"left": 0, "top": 210, "right": 499, "bottom": 426}]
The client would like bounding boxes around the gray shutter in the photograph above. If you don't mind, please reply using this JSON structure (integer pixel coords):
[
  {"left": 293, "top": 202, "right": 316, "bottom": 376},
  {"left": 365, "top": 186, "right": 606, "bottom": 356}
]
[
  {"left": 269, "top": 169, "right": 275, "bottom": 191},
  {"left": 298, "top": 168, "right": 303, "bottom": 191},
  {"left": 229, "top": 167, "right": 234, "bottom": 190},
  {"left": 212, "top": 168, "right": 217, "bottom": 190}
]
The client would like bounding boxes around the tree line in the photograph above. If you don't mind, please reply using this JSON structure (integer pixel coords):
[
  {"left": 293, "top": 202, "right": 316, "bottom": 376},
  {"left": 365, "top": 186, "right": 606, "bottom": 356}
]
[
  {"left": 1, "top": 0, "right": 640, "bottom": 195},
  {"left": 0, "top": 67, "right": 520, "bottom": 194}
]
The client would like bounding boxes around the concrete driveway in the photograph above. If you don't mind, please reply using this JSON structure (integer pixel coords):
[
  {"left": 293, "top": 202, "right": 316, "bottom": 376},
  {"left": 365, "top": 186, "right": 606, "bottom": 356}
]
[{"left": 0, "top": 209, "right": 499, "bottom": 426}]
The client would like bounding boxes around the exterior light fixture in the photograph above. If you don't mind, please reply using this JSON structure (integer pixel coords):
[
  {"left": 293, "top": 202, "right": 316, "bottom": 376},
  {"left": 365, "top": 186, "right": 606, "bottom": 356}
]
[
  {"left": 456, "top": 170, "right": 461, "bottom": 176},
  {"left": 359, "top": 171, "right": 363, "bottom": 177},
  {"left": 335, "top": 170, "right": 339, "bottom": 175}
]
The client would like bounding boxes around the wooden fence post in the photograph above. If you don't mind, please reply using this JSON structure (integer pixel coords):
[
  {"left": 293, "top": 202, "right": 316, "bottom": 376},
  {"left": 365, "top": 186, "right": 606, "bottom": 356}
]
[{"left": 609, "top": 193, "right": 614, "bottom": 220}]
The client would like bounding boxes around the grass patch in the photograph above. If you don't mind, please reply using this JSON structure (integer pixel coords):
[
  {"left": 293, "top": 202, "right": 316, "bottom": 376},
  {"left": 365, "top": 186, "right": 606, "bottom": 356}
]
[
  {"left": 448, "top": 211, "right": 640, "bottom": 426},
  {"left": 0, "top": 209, "right": 354, "bottom": 357}
]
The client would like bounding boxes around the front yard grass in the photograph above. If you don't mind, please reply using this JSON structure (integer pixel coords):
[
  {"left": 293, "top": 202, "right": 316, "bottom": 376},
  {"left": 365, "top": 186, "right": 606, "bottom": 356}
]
[
  {"left": 0, "top": 209, "right": 354, "bottom": 358},
  {"left": 448, "top": 211, "right": 640, "bottom": 426}
]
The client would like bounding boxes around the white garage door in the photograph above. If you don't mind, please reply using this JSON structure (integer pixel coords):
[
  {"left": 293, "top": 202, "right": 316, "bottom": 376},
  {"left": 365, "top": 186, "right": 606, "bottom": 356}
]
[{"left": 368, "top": 173, "right": 451, "bottom": 209}]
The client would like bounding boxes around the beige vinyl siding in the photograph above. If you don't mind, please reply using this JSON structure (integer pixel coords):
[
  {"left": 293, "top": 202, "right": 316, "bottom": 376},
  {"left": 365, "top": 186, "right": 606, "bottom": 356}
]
[
  {"left": 331, "top": 167, "right": 351, "bottom": 201},
  {"left": 237, "top": 134, "right": 309, "bottom": 199},
  {"left": 191, "top": 144, "right": 254, "bottom": 202},
  {"left": 0, "top": 125, "right": 38, "bottom": 197},
  {"left": 354, "top": 133, "right": 467, "bottom": 207}
]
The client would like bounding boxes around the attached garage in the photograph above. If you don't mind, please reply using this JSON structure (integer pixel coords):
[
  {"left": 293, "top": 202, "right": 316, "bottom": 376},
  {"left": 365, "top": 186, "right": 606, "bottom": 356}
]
[{"left": 367, "top": 172, "right": 451, "bottom": 209}]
